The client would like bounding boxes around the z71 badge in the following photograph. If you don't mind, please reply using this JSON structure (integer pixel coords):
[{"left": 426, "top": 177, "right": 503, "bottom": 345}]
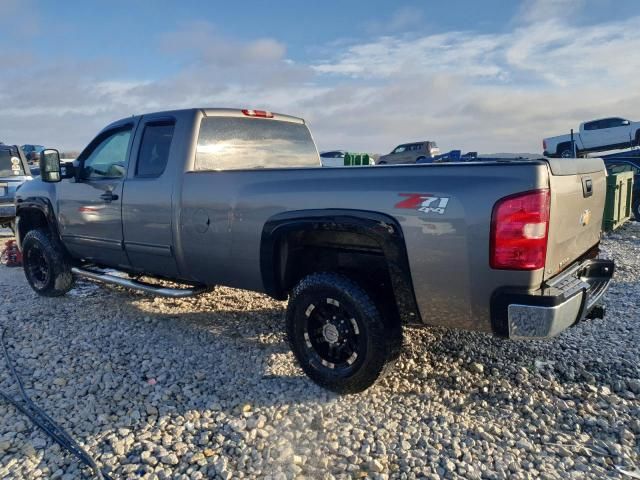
[{"left": 395, "top": 193, "right": 450, "bottom": 215}]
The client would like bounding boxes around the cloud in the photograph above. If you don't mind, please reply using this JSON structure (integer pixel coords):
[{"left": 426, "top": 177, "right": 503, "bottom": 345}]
[
  {"left": 0, "top": 21, "right": 315, "bottom": 149},
  {"left": 160, "top": 21, "right": 287, "bottom": 66},
  {"left": 365, "top": 6, "right": 425, "bottom": 34},
  {"left": 2, "top": 7, "right": 640, "bottom": 155},
  {"left": 312, "top": 32, "right": 507, "bottom": 79},
  {"left": 306, "top": 10, "right": 640, "bottom": 153},
  {"left": 517, "top": 0, "right": 586, "bottom": 24}
]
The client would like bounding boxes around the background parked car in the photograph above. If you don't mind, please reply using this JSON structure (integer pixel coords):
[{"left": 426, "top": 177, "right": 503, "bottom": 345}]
[
  {"left": 0, "top": 144, "right": 32, "bottom": 230},
  {"left": 604, "top": 157, "right": 640, "bottom": 220},
  {"left": 21, "top": 144, "right": 45, "bottom": 162},
  {"left": 320, "top": 150, "right": 347, "bottom": 167},
  {"left": 544, "top": 117, "right": 640, "bottom": 158},
  {"left": 377, "top": 141, "right": 440, "bottom": 164}
]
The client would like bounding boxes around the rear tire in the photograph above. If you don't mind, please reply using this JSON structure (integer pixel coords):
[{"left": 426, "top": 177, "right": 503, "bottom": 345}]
[
  {"left": 286, "top": 272, "right": 400, "bottom": 394},
  {"left": 22, "top": 228, "right": 74, "bottom": 297}
]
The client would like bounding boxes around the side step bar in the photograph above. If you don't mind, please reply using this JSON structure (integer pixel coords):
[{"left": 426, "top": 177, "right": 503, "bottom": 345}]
[{"left": 71, "top": 267, "right": 212, "bottom": 298}]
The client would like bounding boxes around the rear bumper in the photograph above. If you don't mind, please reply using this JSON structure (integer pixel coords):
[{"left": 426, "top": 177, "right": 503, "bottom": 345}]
[{"left": 491, "top": 258, "right": 614, "bottom": 339}]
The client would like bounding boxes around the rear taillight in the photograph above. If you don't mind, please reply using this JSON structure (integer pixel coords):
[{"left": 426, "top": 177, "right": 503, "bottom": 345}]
[
  {"left": 242, "top": 109, "right": 274, "bottom": 118},
  {"left": 490, "top": 189, "right": 550, "bottom": 270}
]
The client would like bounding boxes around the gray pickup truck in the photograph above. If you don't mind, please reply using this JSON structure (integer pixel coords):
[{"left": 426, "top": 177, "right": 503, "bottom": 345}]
[{"left": 15, "top": 108, "right": 614, "bottom": 393}]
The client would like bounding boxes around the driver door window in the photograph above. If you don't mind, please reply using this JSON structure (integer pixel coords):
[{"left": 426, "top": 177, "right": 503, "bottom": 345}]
[{"left": 83, "top": 129, "right": 132, "bottom": 179}]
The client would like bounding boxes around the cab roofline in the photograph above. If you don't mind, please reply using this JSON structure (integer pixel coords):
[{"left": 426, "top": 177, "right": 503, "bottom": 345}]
[{"left": 103, "top": 108, "right": 305, "bottom": 132}]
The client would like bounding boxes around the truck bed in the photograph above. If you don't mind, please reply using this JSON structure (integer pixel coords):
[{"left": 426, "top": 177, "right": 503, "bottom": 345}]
[{"left": 177, "top": 158, "right": 605, "bottom": 333}]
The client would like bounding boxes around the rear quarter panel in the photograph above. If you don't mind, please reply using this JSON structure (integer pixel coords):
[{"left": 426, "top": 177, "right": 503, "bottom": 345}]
[{"left": 179, "top": 162, "right": 550, "bottom": 333}]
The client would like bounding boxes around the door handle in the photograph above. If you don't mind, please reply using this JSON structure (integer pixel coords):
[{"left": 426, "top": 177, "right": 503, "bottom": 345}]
[
  {"left": 100, "top": 191, "right": 119, "bottom": 202},
  {"left": 582, "top": 177, "right": 593, "bottom": 198}
]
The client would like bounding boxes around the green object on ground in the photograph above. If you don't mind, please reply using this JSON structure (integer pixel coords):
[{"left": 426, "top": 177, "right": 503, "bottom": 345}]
[
  {"left": 603, "top": 170, "right": 633, "bottom": 231},
  {"left": 343, "top": 153, "right": 371, "bottom": 166}
]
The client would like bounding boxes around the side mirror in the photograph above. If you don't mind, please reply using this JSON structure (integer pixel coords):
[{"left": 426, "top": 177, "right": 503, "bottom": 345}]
[{"left": 39, "top": 149, "right": 62, "bottom": 183}]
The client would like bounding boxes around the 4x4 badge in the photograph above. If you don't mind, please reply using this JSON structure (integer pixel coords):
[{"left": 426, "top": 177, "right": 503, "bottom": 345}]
[{"left": 395, "top": 193, "right": 450, "bottom": 215}]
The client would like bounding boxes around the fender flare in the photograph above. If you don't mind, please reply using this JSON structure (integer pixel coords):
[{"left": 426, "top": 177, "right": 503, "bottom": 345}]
[
  {"left": 260, "top": 209, "right": 422, "bottom": 324},
  {"left": 15, "top": 196, "right": 62, "bottom": 248}
]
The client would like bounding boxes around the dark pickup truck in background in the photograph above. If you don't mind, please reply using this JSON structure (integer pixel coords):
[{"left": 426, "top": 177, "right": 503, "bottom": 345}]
[
  {"left": 1, "top": 144, "right": 32, "bottom": 230},
  {"left": 15, "top": 108, "right": 614, "bottom": 393}
]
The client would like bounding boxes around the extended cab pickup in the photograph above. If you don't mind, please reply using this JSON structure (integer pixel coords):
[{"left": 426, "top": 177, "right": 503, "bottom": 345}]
[
  {"left": 16, "top": 108, "right": 614, "bottom": 393},
  {"left": 544, "top": 117, "right": 640, "bottom": 158}
]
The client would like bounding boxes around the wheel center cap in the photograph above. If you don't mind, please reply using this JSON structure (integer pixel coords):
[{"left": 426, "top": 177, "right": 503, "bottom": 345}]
[{"left": 322, "top": 323, "right": 340, "bottom": 344}]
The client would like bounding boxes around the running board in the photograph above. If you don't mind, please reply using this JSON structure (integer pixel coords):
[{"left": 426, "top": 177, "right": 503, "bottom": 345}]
[{"left": 70, "top": 267, "right": 212, "bottom": 298}]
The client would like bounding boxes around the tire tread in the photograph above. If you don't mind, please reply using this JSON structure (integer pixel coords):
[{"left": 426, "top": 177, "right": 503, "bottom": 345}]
[
  {"left": 22, "top": 228, "right": 74, "bottom": 297},
  {"left": 286, "top": 272, "right": 401, "bottom": 394}
]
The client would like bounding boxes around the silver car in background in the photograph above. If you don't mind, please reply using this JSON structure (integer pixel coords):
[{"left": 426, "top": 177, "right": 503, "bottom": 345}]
[{"left": 377, "top": 141, "right": 440, "bottom": 164}]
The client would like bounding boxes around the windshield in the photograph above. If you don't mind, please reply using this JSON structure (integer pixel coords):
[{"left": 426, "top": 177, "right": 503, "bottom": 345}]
[
  {"left": 0, "top": 149, "right": 25, "bottom": 177},
  {"left": 195, "top": 117, "right": 319, "bottom": 170}
]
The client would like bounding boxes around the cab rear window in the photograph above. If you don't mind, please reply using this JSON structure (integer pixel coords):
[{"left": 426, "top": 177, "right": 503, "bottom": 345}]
[
  {"left": 195, "top": 117, "right": 319, "bottom": 171},
  {"left": 0, "top": 149, "right": 25, "bottom": 177}
]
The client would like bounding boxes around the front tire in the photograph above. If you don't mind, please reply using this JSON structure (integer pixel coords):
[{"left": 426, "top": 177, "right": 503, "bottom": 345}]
[
  {"left": 22, "top": 228, "right": 74, "bottom": 297},
  {"left": 286, "top": 272, "right": 399, "bottom": 394}
]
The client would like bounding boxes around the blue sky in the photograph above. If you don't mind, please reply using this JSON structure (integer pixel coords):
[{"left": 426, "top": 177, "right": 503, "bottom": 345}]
[{"left": 1, "top": 0, "right": 640, "bottom": 153}]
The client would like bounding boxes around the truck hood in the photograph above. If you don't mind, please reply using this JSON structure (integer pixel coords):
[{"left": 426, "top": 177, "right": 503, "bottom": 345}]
[{"left": 543, "top": 133, "right": 572, "bottom": 143}]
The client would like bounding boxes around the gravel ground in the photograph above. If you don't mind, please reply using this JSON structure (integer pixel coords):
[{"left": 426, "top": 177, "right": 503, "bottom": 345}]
[{"left": 0, "top": 224, "right": 638, "bottom": 480}]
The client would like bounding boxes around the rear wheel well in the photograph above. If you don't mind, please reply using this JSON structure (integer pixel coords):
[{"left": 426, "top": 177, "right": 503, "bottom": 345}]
[{"left": 275, "top": 229, "right": 403, "bottom": 326}]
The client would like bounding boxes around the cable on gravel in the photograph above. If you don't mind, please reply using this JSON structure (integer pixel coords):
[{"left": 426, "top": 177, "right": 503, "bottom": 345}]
[{"left": 0, "top": 327, "right": 111, "bottom": 480}]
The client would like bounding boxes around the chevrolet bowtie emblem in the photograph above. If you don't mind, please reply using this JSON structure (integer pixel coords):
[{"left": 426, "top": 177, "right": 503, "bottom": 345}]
[{"left": 580, "top": 209, "right": 591, "bottom": 226}]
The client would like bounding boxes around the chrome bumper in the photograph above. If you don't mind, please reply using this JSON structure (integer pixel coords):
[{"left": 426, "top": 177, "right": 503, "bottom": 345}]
[{"left": 492, "top": 259, "right": 615, "bottom": 340}]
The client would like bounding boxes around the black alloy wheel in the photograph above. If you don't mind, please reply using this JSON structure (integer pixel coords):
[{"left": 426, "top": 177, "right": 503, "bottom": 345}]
[{"left": 286, "top": 272, "right": 400, "bottom": 394}]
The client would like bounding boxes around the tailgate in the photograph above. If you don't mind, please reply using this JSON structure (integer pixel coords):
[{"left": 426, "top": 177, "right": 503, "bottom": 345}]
[{"left": 544, "top": 157, "right": 606, "bottom": 280}]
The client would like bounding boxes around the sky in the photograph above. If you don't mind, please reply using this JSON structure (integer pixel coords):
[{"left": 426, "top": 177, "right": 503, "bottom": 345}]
[{"left": 1, "top": 0, "right": 640, "bottom": 154}]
